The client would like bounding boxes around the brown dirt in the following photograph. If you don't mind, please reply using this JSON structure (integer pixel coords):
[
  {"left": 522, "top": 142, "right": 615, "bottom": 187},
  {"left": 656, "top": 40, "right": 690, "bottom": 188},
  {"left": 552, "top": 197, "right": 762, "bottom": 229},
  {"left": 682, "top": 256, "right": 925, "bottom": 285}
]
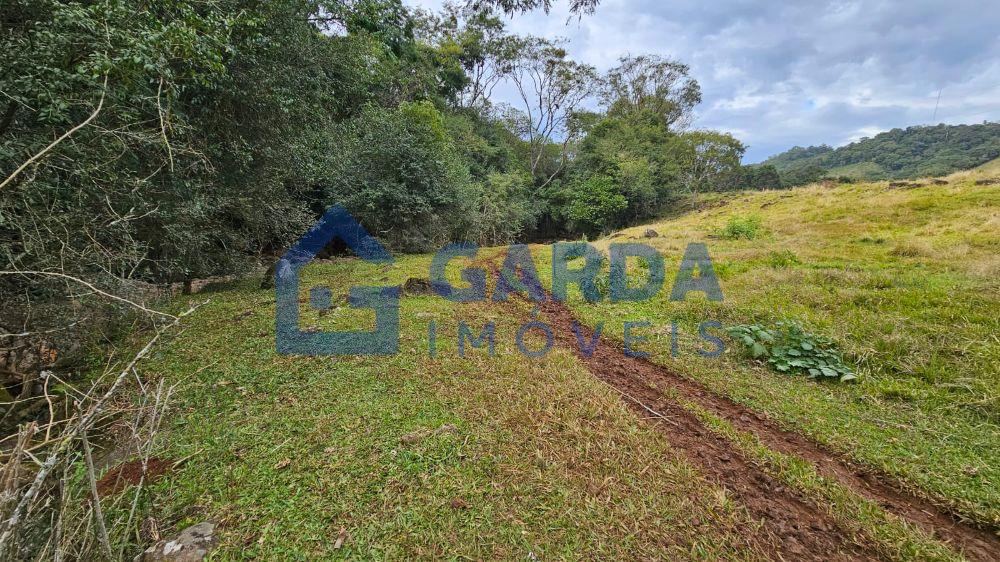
[
  {"left": 523, "top": 298, "right": 877, "bottom": 560},
  {"left": 96, "top": 457, "right": 174, "bottom": 498},
  {"left": 524, "top": 293, "right": 1000, "bottom": 561}
]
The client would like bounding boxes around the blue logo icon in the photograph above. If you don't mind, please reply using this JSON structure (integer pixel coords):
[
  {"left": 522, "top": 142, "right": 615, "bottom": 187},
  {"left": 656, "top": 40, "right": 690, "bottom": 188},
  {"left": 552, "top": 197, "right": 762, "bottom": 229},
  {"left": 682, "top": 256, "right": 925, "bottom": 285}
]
[{"left": 275, "top": 205, "right": 400, "bottom": 356}]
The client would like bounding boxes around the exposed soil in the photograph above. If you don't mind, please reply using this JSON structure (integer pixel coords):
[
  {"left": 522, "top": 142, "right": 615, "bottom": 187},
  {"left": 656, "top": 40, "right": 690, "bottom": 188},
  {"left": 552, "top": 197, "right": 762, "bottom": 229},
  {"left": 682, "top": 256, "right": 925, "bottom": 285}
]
[
  {"left": 96, "top": 457, "right": 174, "bottom": 498},
  {"left": 524, "top": 299, "right": 878, "bottom": 559},
  {"left": 524, "top": 294, "right": 1000, "bottom": 561},
  {"left": 482, "top": 259, "right": 999, "bottom": 560}
]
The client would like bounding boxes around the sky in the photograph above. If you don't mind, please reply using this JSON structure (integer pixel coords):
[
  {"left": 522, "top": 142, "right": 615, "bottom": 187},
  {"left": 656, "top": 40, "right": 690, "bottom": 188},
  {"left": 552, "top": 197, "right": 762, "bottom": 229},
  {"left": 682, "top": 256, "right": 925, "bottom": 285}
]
[{"left": 403, "top": 0, "right": 1000, "bottom": 162}]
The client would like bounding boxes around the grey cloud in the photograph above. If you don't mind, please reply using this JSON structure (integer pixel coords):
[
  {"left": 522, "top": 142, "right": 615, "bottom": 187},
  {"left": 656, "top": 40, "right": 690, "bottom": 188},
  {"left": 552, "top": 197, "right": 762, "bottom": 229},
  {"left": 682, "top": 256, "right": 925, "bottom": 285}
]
[{"left": 406, "top": 0, "right": 999, "bottom": 161}]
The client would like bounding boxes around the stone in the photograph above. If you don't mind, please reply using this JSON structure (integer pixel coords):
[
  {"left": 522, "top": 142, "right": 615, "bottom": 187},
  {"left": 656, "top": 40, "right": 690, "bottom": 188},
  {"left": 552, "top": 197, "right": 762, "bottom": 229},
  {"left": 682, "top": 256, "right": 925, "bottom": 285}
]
[
  {"left": 139, "top": 521, "right": 217, "bottom": 562},
  {"left": 402, "top": 278, "right": 435, "bottom": 296}
]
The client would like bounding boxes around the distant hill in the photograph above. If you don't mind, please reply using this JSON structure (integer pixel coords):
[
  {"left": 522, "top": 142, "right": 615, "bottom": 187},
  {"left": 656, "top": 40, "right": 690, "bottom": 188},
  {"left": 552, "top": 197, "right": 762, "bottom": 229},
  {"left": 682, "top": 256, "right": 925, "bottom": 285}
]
[{"left": 762, "top": 122, "right": 1000, "bottom": 182}]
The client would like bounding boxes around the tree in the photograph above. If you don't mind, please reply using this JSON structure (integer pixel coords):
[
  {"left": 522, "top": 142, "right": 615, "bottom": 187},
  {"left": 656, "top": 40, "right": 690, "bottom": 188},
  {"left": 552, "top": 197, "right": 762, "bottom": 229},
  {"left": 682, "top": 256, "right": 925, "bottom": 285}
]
[
  {"left": 601, "top": 55, "right": 701, "bottom": 130},
  {"left": 676, "top": 131, "right": 746, "bottom": 198},
  {"left": 742, "top": 164, "right": 782, "bottom": 190},
  {"left": 564, "top": 175, "right": 628, "bottom": 235},
  {"left": 506, "top": 37, "right": 598, "bottom": 184},
  {"left": 320, "top": 101, "right": 475, "bottom": 252},
  {"left": 422, "top": 4, "right": 520, "bottom": 108}
]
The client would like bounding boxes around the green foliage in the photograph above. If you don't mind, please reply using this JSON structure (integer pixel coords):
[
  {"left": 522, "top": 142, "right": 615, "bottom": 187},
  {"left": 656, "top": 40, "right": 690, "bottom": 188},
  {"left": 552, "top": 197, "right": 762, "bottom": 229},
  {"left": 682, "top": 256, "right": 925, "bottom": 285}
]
[
  {"left": 763, "top": 123, "right": 1000, "bottom": 183},
  {"left": 737, "top": 164, "right": 782, "bottom": 190},
  {"left": 720, "top": 215, "right": 763, "bottom": 240},
  {"left": 322, "top": 101, "right": 474, "bottom": 252},
  {"left": 570, "top": 112, "right": 683, "bottom": 226},
  {"left": 564, "top": 175, "right": 628, "bottom": 236},
  {"left": 676, "top": 130, "right": 746, "bottom": 195},
  {"left": 778, "top": 163, "right": 827, "bottom": 188},
  {"left": 727, "top": 323, "right": 857, "bottom": 383},
  {"left": 767, "top": 250, "right": 800, "bottom": 268},
  {"left": 469, "top": 171, "right": 538, "bottom": 245},
  {"left": 601, "top": 55, "right": 701, "bottom": 128}
]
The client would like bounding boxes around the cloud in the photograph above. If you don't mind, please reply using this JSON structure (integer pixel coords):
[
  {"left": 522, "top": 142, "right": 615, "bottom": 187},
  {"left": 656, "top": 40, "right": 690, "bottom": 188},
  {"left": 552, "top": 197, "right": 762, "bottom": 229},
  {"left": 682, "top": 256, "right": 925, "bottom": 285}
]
[{"left": 405, "top": 0, "right": 999, "bottom": 161}]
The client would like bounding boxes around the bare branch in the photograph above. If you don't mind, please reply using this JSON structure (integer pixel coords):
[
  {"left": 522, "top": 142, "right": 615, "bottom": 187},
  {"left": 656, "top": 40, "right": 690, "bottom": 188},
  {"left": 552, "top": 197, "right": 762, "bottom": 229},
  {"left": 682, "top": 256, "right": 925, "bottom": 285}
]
[
  {"left": 0, "top": 75, "right": 109, "bottom": 191},
  {"left": 0, "top": 271, "right": 176, "bottom": 320}
]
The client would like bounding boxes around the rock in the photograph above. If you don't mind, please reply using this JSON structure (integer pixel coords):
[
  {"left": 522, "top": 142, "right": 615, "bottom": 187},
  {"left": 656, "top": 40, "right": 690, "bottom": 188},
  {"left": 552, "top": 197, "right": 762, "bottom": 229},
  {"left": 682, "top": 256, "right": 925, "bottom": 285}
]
[
  {"left": 260, "top": 262, "right": 277, "bottom": 289},
  {"left": 643, "top": 229, "right": 659, "bottom": 238},
  {"left": 139, "top": 521, "right": 217, "bottom": 562},
  {"left": 402, "top": 278, "right": 436, "bottom": 296}
]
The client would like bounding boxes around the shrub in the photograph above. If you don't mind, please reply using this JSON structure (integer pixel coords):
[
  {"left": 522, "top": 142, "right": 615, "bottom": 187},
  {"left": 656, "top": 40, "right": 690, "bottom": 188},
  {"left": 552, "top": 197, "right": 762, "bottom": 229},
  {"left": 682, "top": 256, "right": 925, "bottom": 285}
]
[
  {"left": 767, "top": 250, "right": 800, "bottom": 268},
  {"left": 727, "top": 322, "right": 857, "bottom": 382},
  {"left": 720, "top": 215, "right": 763, "bottom": 240},
  {"left": 469, "top": 171, "right": 538, "bottom": 245},
  {"left": 322, "top": 102, "right": 474, "bottom": 252},
  {"left": 564, "top": 175, "right": 628, "bottom": 236}
]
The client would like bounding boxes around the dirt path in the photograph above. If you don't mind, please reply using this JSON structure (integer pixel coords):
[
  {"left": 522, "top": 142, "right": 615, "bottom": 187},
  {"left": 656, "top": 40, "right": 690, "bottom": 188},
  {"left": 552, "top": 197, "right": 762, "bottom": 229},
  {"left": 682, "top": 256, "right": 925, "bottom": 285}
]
[
  {"left": 522, "top": 294, "right": 1000, "bottom": 561},
  {"left": 468, "top": 251, "right": 998, "bottom": 560}
]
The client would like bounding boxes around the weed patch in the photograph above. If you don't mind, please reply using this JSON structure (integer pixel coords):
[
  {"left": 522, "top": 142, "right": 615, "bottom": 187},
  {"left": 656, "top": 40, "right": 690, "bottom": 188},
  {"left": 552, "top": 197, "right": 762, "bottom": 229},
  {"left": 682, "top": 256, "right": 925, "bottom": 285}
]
[
  {"left": 767, "top": 250, "right": 800, "bottom": 268},
  {"left": 727, "top": 322, "right": 857, "bottom": 382},
  {"left": 720, "top": 215, "right": 764, "bottom": 240}
]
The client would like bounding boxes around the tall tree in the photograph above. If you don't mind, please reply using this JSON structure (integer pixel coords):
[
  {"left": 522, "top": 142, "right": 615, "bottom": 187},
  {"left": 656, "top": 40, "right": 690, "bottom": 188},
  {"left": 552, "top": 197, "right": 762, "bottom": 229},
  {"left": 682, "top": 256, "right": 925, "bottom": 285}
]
[
  {"left": 418, "top": 3, "right": 520, "bottom": 109},
  {"left": 676, "top": 131, "right": 746, "bottom": 198},
  {"left": 506, "top": 37, "right": 598, "bottom": 184},
  {"left": 601, "top": 55, "right": 701, "bottom": 130}
]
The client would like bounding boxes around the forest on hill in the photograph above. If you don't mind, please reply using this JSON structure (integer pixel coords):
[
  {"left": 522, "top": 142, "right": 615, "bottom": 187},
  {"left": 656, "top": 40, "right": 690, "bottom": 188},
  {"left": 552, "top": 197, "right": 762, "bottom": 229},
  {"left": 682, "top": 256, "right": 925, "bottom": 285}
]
[{"left": 762, "top": 122, "right": 1000, "bottom": 184}]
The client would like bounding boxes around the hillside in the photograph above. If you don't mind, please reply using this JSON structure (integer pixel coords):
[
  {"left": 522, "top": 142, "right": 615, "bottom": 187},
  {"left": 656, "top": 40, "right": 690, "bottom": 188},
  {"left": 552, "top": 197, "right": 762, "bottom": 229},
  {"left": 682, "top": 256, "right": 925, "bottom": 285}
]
[
  {"left": 763, "top": 122, "right": 1000, "bottom": 180},
  {"left": 131, "top": 170, "right": 999, "bottom": 559}
]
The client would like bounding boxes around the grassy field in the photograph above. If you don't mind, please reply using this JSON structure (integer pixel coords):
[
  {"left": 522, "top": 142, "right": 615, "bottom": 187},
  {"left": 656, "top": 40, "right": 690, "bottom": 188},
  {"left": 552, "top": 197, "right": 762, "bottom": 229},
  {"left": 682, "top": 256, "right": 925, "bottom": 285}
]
[
  {"left": 112, "top": 169, "right": 998, "bottom": 559},
  {"left": 549, "top": 172, "right": 999, "bottom": 525}
]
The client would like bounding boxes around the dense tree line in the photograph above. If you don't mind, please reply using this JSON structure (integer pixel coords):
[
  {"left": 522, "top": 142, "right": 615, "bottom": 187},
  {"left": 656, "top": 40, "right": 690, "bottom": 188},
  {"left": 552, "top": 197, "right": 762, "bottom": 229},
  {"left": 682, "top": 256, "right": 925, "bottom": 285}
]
[
  {"left": 0, "top": 0, "right": 753, "bottom": 375},
  {"left": 761, "top": 122, "right": 1000, "bottom": 186}
]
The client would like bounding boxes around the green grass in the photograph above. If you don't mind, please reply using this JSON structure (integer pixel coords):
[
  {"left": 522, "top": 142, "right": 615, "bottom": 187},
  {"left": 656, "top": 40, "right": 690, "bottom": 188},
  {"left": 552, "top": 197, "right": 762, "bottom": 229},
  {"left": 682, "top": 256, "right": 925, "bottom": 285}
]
[
  {"left": 109, "top": 175, "right": 998, "bottom": 559},
  {"left": 973, "top": 156, "right": 1000, "bottom": 175},
  {"left": 544, "top": 176, "right": 999, "bottom": 526},
  {"left": 137, "top": 258, "right": 771, "bottom": 559}
]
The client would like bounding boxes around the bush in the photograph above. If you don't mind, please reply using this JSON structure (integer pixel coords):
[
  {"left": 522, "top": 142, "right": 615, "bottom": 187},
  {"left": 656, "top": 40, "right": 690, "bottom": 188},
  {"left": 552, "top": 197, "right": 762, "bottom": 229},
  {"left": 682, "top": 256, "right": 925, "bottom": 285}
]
[
  {"left": 469, "top": 171, "right": 538, "bottom": 245},
  {"left": 322, "top": 102, "right": 475, "bottom": 252},
  {"left": 720, "top": 215, "right": 763, "bottom": 240},
  {"left": 564, "top": 175, "right": 628, "bottom": 236},
  {"left": 767, "top": 250, "right": 800, "bottom": 268}
]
